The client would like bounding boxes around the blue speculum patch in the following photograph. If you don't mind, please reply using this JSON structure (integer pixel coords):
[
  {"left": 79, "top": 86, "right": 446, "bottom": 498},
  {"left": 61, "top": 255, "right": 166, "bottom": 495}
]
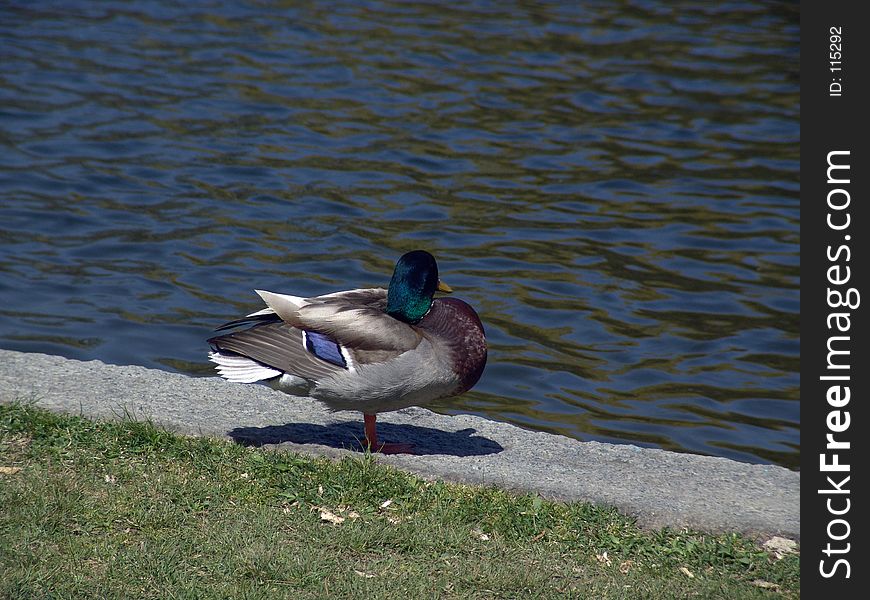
[{"left": 304, "top": 331, "right": 347, "bottom": 368}]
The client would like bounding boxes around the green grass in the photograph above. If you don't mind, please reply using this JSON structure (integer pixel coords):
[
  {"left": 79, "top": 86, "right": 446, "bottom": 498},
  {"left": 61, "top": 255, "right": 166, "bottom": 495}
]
[{"left": 1, "top": 401, "right": 798, "bottom": 599}]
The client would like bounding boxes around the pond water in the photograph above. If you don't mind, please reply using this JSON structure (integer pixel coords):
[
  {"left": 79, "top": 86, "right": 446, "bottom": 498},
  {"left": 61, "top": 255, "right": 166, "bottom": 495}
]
[{"left": 0, "top": 1, "right": 799, "bottom": 468}]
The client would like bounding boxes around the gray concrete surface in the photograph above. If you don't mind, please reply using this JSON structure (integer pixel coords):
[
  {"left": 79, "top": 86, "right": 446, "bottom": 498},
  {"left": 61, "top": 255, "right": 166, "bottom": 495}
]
[{"left": 0, "top": 349, "right": 799, "bottom": 540}]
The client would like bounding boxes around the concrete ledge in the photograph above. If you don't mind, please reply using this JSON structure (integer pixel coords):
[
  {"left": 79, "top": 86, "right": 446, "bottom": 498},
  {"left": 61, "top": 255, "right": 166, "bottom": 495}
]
[{"left": 0, "top": 349, "right": 799, "bottom": 540}]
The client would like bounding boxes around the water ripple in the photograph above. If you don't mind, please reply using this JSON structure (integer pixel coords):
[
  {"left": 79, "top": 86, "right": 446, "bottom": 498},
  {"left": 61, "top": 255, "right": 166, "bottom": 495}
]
[{"left": 1, "top": 0, "right": 799, "bottom": 467}]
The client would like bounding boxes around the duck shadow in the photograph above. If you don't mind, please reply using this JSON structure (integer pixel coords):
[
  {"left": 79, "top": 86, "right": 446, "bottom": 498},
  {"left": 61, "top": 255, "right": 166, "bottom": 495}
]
[{"left": 228, "top": 421, "right": 504, "bottom": 457}]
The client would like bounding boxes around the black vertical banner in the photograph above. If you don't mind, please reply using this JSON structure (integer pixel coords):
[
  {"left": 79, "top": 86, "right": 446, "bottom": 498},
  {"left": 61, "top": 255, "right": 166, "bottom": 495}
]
[{"left": 802, "top": 1, "right": 869, "bottom": 596}]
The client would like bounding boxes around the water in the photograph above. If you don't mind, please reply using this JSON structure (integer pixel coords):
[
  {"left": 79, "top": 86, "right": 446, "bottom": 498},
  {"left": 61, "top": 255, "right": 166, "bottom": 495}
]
[{"left": 0, "top": 1, "right": 799, "bottom": 468}]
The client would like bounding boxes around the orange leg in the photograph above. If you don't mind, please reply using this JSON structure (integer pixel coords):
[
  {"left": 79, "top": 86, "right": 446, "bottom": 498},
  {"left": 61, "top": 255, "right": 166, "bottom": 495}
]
[{"left": 363, "top": 413, "right": 414, "bottom": 454}]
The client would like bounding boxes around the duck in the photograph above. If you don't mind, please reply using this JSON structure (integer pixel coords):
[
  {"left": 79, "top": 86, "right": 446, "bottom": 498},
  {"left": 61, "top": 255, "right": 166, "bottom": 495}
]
[{"left": 207, "top": 250, "right": 487, "bottom": 454}]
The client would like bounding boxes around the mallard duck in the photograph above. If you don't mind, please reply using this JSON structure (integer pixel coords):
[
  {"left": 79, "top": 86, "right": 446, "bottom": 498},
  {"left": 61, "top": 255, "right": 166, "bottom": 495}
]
[{"left": 207, "top": 250, "right": 487, "bottom": 454}]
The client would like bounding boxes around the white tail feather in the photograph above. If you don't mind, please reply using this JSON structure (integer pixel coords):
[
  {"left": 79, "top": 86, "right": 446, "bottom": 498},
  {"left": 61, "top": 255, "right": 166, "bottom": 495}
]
[{"left": 208, "top": 351, "right": 282, "bottom": 383}]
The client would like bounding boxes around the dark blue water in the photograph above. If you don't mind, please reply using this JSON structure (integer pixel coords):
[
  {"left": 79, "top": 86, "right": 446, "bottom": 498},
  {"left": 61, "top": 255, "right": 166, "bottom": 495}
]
[{"left": 0, "top": 1, "right": 799, "bottom": 468}]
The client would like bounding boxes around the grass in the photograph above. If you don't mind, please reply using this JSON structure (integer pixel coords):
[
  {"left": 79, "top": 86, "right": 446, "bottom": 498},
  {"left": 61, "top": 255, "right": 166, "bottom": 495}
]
[{"left": 1, "top": 401, "right": 798, "bottom": 599}]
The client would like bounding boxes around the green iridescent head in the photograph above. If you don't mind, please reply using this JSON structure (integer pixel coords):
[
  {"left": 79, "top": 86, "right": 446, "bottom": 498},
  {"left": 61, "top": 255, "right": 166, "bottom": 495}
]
[{"left": 386, "top": 250, "right": 452, "bottom": 323}]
